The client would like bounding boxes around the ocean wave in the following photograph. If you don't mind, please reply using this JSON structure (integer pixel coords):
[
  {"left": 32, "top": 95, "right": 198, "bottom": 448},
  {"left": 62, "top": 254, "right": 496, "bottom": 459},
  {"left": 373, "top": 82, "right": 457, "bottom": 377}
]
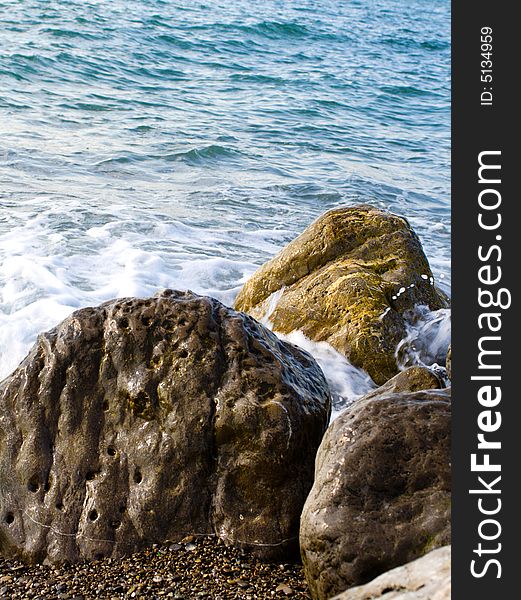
[
  {"left": 381, "top": 36, "right": 449, "bottom": 52},
  {"left": 0, "top": 0, "right": 451, "bottom": 387},
  {"left": 43, "top": 27, "right": 102, "bottom": 40},
  {"left": 157, "top": 33, "right": 198, "bottom": 51},
  {"left": 163, "top": 145, "right": 243, "bottom": 165},
  {"left": 184, "top": 20, "right": 311, "bottom": 40},
  {"left": 92, "top": 144, "right": 244, "bottom": 170},
  {"left": 379, "top": 85, "right": 437, "bottom": 98},
  {"left": 252, "top": 20, "right": 310, "bottom": 38}
]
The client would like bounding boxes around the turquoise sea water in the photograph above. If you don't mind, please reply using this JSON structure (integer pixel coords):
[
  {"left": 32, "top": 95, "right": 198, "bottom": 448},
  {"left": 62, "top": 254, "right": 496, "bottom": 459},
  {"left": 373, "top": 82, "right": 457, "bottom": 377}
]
[{"left": 0, "top": 0, "right": 450, "bottom": 393}]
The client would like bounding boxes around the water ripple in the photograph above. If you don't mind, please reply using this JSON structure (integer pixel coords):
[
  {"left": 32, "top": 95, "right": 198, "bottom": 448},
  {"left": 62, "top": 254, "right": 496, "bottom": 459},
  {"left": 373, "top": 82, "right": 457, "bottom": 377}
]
[{"left": 0, "top": 0, "right": 451, "bottom": 378}]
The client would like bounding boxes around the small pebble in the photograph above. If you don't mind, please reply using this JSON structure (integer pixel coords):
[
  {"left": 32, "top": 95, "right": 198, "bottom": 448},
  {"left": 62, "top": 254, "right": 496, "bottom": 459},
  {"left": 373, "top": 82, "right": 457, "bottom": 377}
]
[{"left": 276, "top": 583, "right": 294, "bottom": 595}]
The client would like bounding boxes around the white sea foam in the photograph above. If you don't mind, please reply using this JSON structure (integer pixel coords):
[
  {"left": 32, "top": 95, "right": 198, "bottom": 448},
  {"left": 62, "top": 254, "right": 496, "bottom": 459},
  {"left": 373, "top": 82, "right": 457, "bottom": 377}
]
[
  {"left": 395, "top": 304, "right": 451, "bottom": 376},
  {"left": 264, "top": 309, "right": 450, "bottom": 422},
  {"left": 277, "top": 330, "right": 376, "bottom": 421},
  {"left": 258, "top": 291, "right": 376, "bottom": 419},
  {"left": 0, "top": 208, "right": 286, "bottom": 380},
  {"left": 0, "top": 205, "right": 451, "bottom": 413}
]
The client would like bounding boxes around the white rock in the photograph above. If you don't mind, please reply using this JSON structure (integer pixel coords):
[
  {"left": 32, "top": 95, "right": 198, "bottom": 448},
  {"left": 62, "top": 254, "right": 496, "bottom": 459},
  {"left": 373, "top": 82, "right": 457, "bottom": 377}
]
[{"left": 331, "top": 546, "right": 451, "bottom": 600}]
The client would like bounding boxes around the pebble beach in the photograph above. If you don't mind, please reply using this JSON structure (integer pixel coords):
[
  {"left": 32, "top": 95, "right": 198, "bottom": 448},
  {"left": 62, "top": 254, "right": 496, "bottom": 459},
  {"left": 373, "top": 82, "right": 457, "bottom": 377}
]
[{"left": 0, "top": 536, "right": 309, "bottom": 599}]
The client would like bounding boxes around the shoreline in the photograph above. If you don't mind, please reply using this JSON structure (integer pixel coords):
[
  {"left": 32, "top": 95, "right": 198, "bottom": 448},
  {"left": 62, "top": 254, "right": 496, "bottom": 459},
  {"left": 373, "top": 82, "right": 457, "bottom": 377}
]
[{"left": 0, "top": 207, "right": 451, "bottom": 599}]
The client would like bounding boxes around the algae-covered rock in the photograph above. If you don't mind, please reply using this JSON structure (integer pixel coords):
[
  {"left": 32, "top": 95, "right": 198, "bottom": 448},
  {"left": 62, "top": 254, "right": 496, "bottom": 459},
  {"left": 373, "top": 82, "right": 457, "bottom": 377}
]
[
  {"left": 235, "top": 205, "right": 448, "bottom": 384},
  {"left": 0, "top": 290, "right": 331, "bottom": 564},
  {"left": 300, "top": 385, "right": 451, "bottom": 600},
  {"left": 331, "top": 546, "right": 451, "bottom": 600}
]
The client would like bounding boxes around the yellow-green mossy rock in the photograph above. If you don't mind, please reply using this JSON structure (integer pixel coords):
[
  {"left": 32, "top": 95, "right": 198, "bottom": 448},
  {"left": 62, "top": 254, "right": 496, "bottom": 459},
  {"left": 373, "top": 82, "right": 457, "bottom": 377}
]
[{"left": 235, "top": 205, "right": 448, "bottom": 384}]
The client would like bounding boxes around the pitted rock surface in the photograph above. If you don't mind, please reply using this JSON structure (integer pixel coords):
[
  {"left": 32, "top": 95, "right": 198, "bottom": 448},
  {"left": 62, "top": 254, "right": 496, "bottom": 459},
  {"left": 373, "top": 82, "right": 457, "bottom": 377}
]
[
  {"left": 0, "top": 290, "right": 331, "bottom": 564},
  {"left": 235, "top": 205, "right": 448, "bottom": 384},
  {"left": 300, "top": 386, "right": 450, "bottom": 600}
]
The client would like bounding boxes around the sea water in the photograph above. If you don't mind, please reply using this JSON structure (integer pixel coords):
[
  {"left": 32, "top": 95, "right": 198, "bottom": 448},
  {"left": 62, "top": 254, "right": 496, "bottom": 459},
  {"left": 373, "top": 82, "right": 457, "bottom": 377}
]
[{"left": 0, "top": 0, "right": 451, "bottom": 410}]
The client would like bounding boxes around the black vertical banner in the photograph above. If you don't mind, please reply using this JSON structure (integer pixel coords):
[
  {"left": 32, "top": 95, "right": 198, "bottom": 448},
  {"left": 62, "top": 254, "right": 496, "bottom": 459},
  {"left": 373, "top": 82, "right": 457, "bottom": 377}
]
[{"left": 452, "top": 1, "right": 516, "bottom": 598}]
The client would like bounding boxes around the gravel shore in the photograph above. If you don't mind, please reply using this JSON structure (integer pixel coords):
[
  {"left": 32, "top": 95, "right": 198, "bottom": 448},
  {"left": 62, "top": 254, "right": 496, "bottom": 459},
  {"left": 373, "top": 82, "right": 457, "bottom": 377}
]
[{"left": 0, "top": 536, "right": 310, "bottom": 600}]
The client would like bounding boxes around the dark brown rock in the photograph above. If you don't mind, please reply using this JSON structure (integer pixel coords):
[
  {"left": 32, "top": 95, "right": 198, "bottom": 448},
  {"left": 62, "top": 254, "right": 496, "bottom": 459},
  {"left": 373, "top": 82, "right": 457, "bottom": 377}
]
[
  {"left": 300, "top": 385, "right": 451, "bottom": 600},
  {"left": 235, "top": 205, "right": 448, "bottom": 385},
  {"left": 0, "top": 290, "right": 331, "bottom": 564},
  {"left": 446, "top": 345, "right": 451, "bottom": 380}
]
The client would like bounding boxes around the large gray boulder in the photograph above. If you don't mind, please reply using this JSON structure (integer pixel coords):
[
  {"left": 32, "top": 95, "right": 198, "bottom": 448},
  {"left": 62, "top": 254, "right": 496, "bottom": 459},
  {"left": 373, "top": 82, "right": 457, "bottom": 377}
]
[
  {"left": 0, "top": 290, "right": 331, "bottom": 564},
  {"left": 332, "top": 546, "right": 451, "bottom": 600},
  {"left": 300, "top": 380, "right": 450, "bottom": 600}
]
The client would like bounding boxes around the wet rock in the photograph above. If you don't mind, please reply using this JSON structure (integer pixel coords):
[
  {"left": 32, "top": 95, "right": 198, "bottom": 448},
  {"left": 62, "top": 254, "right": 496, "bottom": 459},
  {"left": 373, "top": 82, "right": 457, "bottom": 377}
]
[
  {"left": 235, "top": 205, "right": 448, "bottom": 384},
  {"left": 362, "top": 366, "right": 444, "bottom": 400},
  {"left": 300, "top": 385, "right": 451, "bottom": 600},
  {"left": 331, "top": 545, "right": 451, "bottom": 600},
  {"left": 446, "top": 344, "right": 451, "bottom": 380},
  {"left": 0, "top": 290, "right": 331, "bottom": 564}
]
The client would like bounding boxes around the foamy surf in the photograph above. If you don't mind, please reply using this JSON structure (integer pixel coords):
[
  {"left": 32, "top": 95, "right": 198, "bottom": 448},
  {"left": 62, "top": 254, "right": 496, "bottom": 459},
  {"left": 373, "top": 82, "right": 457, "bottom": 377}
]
[
  {"left": 253, "top": 273, "right": 451, "bottom": 421},
  {"left": 275, "top": 330, "right": 377, "bottom": 421},
  {"left": 1, "top": 202, "right": 450, "bottom": 403},
  {"left": 261, "top": 309, "right": 450, "bottom": 422},
  {"left": 396, "top": 305, "right": 451, "bottom": 375},
  {"left": 0, "top": 210, "right": 287, "bottom": 380},
  {"left": 0, "top": 207, "right": 451, "bottom": 412}
]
